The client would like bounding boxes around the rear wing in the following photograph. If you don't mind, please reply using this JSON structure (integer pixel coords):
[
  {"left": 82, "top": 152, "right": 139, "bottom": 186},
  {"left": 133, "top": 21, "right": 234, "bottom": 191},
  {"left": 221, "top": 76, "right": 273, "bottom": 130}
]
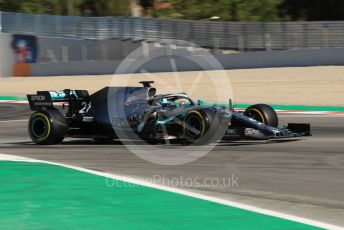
[
  {"left": 27, "top": 89, "right": 89, "bottom": 111},
  {"left": 27, "top": 91, "right": 53, "bottom": 111}
]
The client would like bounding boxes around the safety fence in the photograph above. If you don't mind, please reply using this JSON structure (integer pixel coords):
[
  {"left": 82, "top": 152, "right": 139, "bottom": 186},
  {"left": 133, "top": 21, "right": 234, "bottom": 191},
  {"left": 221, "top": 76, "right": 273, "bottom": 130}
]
[{"left": 1, "top": 11, "right": 344, "bottom": 51}]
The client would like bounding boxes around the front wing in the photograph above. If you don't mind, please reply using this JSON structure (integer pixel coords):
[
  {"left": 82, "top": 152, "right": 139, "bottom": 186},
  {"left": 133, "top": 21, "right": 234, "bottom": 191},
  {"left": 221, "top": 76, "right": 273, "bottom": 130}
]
[{"left": 222, "top": 111, "right": 311, "bottom": 141}]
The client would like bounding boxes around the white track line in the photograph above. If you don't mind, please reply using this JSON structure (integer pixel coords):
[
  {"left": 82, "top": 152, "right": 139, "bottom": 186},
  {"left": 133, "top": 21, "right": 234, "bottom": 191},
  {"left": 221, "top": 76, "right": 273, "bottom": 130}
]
[
  {"left": 0, "top": 119, "right": 28, "bottom": 123},
  {"left": 278, "top": 113, "right": 344, "bottom": 119},
  {"left": 0, "top": 100, "right": 28, "bottom": 104},
  {"left": 0, "top": 153, "right": 342, "bottom": 230}
]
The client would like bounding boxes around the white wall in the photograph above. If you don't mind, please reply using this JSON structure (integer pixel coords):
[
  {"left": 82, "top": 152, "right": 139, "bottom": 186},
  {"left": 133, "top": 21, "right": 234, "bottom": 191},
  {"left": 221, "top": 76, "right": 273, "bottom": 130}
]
[
  {"left": 31, "top": 47, "right": 344, "bottom": 76},
  {"left": 1, "top": 31, "right": 344, "bottom": 77}
]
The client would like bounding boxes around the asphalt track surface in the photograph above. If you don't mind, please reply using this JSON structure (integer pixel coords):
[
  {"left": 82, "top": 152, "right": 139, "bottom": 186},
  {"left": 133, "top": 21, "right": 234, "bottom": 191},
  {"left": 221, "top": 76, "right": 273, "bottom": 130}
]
[{"left": 1, "top": 103, "right": 344, "bottom": 227}]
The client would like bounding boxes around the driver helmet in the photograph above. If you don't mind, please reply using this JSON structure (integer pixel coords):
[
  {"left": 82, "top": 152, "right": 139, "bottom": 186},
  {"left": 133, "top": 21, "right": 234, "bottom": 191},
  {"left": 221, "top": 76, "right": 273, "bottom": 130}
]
[{"left": 159, "top": 98, "right": 172, "bottom": 106}]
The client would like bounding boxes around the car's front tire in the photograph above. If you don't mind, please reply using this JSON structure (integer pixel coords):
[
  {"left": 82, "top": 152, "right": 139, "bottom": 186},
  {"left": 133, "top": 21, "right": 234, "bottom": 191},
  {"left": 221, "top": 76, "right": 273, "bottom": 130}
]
[{"left": 244, "top": 104, "right": 278, "bottom": 127}]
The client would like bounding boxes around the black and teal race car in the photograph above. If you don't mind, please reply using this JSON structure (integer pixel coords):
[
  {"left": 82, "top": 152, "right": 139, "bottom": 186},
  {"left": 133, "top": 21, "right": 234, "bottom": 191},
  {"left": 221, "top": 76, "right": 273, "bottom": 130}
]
[{"left": 27, "top": 81, "right": 310, "bottom": 145}]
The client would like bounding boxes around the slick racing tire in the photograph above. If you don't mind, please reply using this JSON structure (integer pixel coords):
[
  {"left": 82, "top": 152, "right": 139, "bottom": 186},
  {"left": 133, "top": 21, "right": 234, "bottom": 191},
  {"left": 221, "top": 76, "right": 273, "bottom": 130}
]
[
  {"left": 183, "top": 109, "right": 229, "bottom": 145},
  {"left": 28, "top": 109, "right": 67, "bottom": 145},
  {"left": 244, "top": 104, "right": 278, "bottom": 127}
]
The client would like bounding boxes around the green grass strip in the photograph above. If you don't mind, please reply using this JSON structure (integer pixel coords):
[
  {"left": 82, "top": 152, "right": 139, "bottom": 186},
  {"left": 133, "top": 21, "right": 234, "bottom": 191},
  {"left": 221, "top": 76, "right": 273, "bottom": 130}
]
[
  {"left": 0, "top": 96, "right": 27, "bottom": 101},
  {"left": 0, "top": 161, "right": 323, "bottom": 230}
]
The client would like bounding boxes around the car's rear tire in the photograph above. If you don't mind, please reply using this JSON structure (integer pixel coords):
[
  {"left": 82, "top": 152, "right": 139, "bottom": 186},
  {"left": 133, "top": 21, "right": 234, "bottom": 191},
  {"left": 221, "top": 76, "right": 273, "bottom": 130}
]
[
  {"left": 183, "top": 109, "right": 229, "bottom": 145},
  {"left": 183, "top": 110, "right": 207, "bottom": 143},
  {"left": 244, "top": 104, "right": 278, "bottom": 127},
  {"left": 28, "top": 109, "right": 67, "bottom": 145}
]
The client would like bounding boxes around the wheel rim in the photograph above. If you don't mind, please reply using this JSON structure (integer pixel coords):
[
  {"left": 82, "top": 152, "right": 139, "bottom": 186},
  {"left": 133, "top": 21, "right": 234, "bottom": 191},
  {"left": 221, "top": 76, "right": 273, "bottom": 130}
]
[
  {"left": 184, "top": 111, "right": 205, "bottom": 142},
  {"left": 32, "top": 118, "right": 48, "bottom": 138},
  {"left": 246, "top": 108, "right": 266, "bottom": 124},
  {"left": 186, "top": 116, "right": 201, "bottom": 137},
  {"left": 29, "top": 113, "right": 51, "bottom": 142}
]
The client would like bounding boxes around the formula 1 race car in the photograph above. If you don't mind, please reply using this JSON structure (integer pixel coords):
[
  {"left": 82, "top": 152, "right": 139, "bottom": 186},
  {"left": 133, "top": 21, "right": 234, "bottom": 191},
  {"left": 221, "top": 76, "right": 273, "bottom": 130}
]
[{"left": 27, "top": 81, "right": 311, "bottom": 145}]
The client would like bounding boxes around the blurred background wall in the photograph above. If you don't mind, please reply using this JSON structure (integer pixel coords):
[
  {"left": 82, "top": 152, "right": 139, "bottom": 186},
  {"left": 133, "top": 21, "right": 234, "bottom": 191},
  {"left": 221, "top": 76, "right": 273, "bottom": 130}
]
[{"left": 1, "top": 11, "right": 344, "bottom": 76}]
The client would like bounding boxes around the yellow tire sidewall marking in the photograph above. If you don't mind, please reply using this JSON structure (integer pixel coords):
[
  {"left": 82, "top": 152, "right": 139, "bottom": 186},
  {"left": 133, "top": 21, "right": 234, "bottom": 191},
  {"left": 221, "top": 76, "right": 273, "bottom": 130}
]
[
  {"left": 247, "top": 108, "right": 266, "bottom": 124},
  {"left": 184, "top": 110, "right": 206, "bottom": 141},
  {"left": 29, "top": 113, "right": 51, "bottom": 142}
]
